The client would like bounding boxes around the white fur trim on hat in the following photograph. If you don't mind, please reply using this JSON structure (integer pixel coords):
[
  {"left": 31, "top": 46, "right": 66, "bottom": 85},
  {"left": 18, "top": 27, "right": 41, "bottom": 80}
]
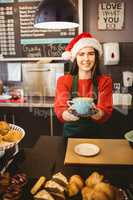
[
  {"left": 62, "top": 51, "right": 72, "bottom": 60},
  {"left": 71, "top": 37, "right": 103, "bottom": 61}
]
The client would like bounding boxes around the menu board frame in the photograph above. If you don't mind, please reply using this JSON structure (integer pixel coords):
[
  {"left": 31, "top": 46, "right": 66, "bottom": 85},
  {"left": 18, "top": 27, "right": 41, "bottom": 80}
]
[{"left": 0, "top": 0, "right": 83, "bottom": 59}]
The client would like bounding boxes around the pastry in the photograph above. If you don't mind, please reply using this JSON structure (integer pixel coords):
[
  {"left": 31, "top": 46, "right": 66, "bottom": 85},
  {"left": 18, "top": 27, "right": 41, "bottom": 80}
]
[
  {"left": 3, "top": 184, "right": 21, "bottom": 200},
  {"left": 67, "top": 182, "right": 79, "bottom": 197},
  {"left": 11, "top": 173, "right": 27, "bottom": 188},
  {"left": 3, "top": 130, "right": 23, "bottom": 142},
  {"left": 44, "top": 180, "right": 65, "bottom": 194},
  {"left": 52, "top": 172, "right": 68, "bottom": 189},
  {"left": 0, "top": 134, "right": 3, "bottom": 143},
  {"left": 69, "top": 175, "right": 84, "bottom": 189},
  {"left": 31, "top": 176, "right": 46, "bottom": 195},
  {"left": 94, "top": 182, "right": 115, "bottom": 200},
  {"left": 34, "top": 189, "right": 55, "bottom": 200},
  {"left": 0, "top": 172, "right": 10, "bottom": 192},
  {"left": 0, "top": 121, "right": 10, "bottom": 136},
  {"left": 85, "top": 172, "right": 104, "bottom": 188},
  {"left": 67, "top": 174, "right": 84, "bottom": 197},
  {"left": 50, "top": 191, "right": 65, "bottom": 200},
  {"left": 3, "top": 173, "right": 27, "bottom": 200},
  {"left": 91, "top": 190, "right": 109, "bottom": 200},
  {"left": 81, "top": 186, "right": 94, "bottom": 200}
]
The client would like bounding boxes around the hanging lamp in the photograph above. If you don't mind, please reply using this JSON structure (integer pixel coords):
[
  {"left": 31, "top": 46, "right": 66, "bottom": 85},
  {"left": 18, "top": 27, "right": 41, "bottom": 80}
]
[{"left": 34, "top": 0, "right": 79, "bottom": 29}]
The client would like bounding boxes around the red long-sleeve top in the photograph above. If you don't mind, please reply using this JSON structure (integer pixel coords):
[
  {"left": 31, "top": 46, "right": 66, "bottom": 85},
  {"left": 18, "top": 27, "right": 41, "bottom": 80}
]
[{"left": 54, "top": 74, "right": 113, "bottom": 123}]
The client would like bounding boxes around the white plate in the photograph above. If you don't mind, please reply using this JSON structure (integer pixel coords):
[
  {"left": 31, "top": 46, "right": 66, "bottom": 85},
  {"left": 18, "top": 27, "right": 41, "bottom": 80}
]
[
  {"left": 74, "top": 143, "right": 100, "bottom": 156},
  {"left": 0, "top": 95, "right": 12, "bottom": 100}
]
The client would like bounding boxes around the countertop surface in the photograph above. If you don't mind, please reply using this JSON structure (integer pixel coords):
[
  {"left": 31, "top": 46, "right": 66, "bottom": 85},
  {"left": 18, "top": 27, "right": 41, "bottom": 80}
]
[
  {"left": 0, "top": 96, "right": 132, "bottom": 110},
  {"left": 64, "top": 138, "right": 133, "bottom": 165},
  {"left": 0, "top": 96, "right": 54, "bottom": 107},
  {"left": 7, "top": 136, "right": 133, "bottom": 182}
]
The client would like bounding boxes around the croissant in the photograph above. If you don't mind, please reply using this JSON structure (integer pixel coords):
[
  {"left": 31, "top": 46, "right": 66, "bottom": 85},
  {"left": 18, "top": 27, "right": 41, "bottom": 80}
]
[
  {"left": 94, "top": 182, "right": 115, "bottom": 200},
  {"left": 91, "top": 190, "right": 109, "bottom": 200},
  {"left": 69, "top": 175, "right": 84, "bottom": 189},
  {"left": 67, "top": 182, "right": 79, "bottom": 197},
  {"left": 67, "top": 175, "right": 84, "bottom": 197},
  {"left": 85, "top": 172, "right": 104, "bottom": 188},
  {"left": 81, "top": 186, "right": 94, "bottom": 200}
]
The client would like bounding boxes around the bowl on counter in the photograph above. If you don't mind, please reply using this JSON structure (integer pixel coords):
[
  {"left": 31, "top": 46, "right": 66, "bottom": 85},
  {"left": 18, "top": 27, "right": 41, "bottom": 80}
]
[{"left": 124, "top": 130, "right": 133, "bottom": 148}]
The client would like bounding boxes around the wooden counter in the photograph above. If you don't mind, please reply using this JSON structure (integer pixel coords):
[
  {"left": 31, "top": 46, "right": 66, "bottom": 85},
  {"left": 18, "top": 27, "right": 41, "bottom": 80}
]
[{"left": 64, "top": 138, "right": 133, "bottom": 165}]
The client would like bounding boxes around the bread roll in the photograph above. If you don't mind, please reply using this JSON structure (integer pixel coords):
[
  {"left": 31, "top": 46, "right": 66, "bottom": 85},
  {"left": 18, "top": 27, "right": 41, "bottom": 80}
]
[{"left": 85, "top": 172, "right": 104, "bottom": 188}]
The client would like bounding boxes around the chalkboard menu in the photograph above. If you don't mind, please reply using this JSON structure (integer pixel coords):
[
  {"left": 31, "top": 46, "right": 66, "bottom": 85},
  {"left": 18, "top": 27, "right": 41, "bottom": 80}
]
[{"left": 0, "top": 0, "right": 79, "bottom": 58}]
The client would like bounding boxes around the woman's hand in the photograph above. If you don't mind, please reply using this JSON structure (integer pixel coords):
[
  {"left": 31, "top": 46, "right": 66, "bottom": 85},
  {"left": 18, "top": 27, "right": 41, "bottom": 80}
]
[
  {"left": 62, "top": 110, "right": 79, "bottom": 122},
  {"left": 90, "top": 107, "right": 104, "bottom": 121}
]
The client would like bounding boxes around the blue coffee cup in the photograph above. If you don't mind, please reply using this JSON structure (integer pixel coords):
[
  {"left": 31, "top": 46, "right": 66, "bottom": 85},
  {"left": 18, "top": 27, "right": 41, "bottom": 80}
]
[{"left": 67, "top": 97, "right": 94, "bottom": 115}]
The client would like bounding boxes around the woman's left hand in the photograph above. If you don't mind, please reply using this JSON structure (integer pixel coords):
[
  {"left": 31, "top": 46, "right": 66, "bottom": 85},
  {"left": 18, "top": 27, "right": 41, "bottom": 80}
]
[{"left": 90, "top": 107, "right": 104, "bottom": 121}]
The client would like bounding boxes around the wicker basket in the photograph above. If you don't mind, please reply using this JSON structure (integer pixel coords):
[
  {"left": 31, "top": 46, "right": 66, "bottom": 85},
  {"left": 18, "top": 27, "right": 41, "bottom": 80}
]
[{"left": 0, "top": 124, "right": 25, "bottom": 151}]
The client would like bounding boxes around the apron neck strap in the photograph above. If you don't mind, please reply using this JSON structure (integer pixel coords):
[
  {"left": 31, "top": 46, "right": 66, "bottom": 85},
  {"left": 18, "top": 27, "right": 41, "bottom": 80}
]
[
  {"left": 71, "top": 75, "right": 78, "bottom": 99},
  {"left": 92, "top": 76, "right": 98, "bottom": 104},
  {"left": 71, "top": 75, "right": 98, "bottom": 103}
]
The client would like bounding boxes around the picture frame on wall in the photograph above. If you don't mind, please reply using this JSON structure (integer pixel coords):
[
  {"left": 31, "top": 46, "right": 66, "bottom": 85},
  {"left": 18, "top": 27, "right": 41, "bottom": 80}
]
[{"left": 98, "top": 1, "right": 125, "bottom": 30}]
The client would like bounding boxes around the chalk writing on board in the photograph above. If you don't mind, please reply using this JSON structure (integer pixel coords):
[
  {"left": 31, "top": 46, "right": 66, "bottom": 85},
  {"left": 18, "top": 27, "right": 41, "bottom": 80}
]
[
  {"left": 0, "top": 0, "right": 79, "bottom": 58},
  {"left": 43, "top": 44, "right": 66, "bottom": 57},
  {"left": 22, "top": 45, "right": 43, "bottom": 57}
]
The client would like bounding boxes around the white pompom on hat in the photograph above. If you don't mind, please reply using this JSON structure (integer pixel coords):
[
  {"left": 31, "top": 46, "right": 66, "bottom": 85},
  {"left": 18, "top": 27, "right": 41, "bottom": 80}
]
[{"left": 62, "top": 32, "right": 103, "bottom": 62}]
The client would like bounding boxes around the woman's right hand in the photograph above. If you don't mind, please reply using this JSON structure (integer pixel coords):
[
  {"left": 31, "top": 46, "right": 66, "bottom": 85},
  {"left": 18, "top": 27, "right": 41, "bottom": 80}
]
[{"left": 62, "top": 110, "right": 79, "bottom": 122}]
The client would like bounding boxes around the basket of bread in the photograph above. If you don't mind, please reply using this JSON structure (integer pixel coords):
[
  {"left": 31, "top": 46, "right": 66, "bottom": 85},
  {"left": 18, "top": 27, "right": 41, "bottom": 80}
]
[
  {"left": 0, "top": 121, "right": 25, "bottom": 151},
  {"left": 30, "top": 171, "right": 127, "bottom": 200}
]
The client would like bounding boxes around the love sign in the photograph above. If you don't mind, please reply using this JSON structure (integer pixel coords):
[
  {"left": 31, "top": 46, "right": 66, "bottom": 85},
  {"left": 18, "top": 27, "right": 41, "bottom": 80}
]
[{"left": 98, "top": 2, "right": 125, "bottom": 30}]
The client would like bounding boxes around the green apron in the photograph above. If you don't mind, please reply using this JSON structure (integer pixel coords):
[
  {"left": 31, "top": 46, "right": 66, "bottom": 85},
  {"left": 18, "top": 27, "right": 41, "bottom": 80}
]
[{"left": 63, "top": 76, "right": 102, "bottom": 138}]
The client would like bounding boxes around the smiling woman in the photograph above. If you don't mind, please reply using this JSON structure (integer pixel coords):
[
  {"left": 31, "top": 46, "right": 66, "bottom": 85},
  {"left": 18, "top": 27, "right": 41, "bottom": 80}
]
[{"left": 54, "top": 32, "right": 113, "bottom": 138}]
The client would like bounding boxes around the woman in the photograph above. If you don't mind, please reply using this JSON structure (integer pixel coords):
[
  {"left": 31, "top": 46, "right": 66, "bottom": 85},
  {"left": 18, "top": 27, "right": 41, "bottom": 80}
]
[{"left": 54, "top": 32, "right": 113, "bottom": 138}]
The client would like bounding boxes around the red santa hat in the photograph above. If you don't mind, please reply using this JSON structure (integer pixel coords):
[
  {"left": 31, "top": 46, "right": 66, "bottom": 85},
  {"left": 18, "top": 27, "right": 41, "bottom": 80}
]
[{"left": 62, "top": 32, "right": 103, "bottom": 61}]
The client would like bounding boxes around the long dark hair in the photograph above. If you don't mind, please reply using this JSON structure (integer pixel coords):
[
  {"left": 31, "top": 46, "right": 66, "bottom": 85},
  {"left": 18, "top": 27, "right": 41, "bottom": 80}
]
[{"left": 70, "top": 49, "right": 101, "bottom": 79}]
